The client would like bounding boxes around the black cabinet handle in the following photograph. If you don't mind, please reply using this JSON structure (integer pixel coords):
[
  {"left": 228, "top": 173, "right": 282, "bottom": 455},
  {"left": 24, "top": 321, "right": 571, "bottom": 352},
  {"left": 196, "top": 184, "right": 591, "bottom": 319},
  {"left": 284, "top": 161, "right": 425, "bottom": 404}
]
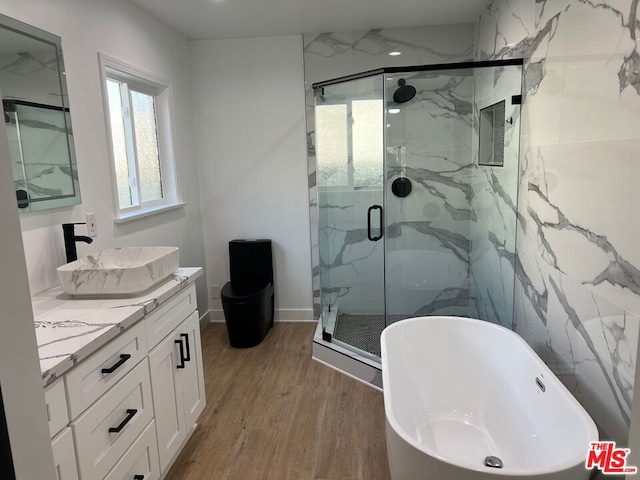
[
  {"left": 180, "top": 333, "right": 191, "bottom": 362},
  {"left": 109, "top": 409, "right": 137, "bottom": 433},
  {"left": 133, "top": 476, "right": 145, "bottom": 480},
  {"left": 175, "top": 339, "right": 186, "bottom": 369},
  {"left": 367, "top": 205, "right": 383, "bottom": 241},
  {"left": 101, "top": 354, "right": 131, "bottom": 374}
]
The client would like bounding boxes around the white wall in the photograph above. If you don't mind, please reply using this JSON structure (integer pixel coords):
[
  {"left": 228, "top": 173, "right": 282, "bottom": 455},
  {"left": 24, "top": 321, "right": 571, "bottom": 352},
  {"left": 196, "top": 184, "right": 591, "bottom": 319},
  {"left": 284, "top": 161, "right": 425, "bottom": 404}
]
[
  {"left": 191, "top": 35, "right": 313, "bottom": 321},
  {"left": 0, "top": 0, "right": 208, "bottom": 316},
  {"left": 0, "top": 89, "right": 55, "bottom": 480}
]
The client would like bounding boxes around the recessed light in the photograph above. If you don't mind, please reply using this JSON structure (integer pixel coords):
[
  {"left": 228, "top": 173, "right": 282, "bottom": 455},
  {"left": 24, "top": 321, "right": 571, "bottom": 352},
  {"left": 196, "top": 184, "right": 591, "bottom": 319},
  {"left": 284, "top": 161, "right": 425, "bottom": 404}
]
[
  {"left": 386, "top": 124, "right": 391, "bottom": 127},
  {"left": 389, "top": 51, "right": 402, "bottom": 56},
  {"left": 388, "top": 108, "right": 400, "bottom": 114}
]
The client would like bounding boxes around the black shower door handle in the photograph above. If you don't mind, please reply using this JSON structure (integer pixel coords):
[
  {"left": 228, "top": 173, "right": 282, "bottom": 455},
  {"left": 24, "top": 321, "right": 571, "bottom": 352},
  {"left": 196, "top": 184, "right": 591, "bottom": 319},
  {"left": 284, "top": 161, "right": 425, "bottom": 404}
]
[{"left": 367, "top": 205, "right": 383, "bottom": 242}]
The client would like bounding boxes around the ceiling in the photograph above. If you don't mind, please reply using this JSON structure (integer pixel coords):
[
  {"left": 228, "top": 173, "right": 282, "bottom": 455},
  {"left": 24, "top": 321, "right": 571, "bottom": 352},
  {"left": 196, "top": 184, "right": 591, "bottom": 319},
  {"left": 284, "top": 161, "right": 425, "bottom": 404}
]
[{"left": 129, "top": 0, "right": 491, "bottom": 40}]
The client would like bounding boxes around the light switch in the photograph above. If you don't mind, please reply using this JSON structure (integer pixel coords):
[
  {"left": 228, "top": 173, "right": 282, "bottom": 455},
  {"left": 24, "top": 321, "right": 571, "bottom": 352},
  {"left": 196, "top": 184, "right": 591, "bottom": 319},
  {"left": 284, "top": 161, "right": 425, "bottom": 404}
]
[{"left": 86, "top": 213, "right": 97, "bottom": 237}]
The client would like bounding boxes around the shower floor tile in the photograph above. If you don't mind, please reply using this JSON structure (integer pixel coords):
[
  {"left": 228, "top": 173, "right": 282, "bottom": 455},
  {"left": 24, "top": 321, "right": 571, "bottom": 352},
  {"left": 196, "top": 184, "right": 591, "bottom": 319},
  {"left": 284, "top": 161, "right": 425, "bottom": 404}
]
[{"left": 333, "top": 314, "right": 412, "bottom": 357}]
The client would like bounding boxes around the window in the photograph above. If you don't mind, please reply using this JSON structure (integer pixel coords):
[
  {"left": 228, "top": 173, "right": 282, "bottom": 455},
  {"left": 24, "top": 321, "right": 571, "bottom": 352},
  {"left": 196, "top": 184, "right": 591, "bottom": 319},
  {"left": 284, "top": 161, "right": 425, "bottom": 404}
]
[
  {"left": 315, "top": 98, "right": 384, "bottom": 188},
  {"left": 99, "top": 53, "right": 181, "bottom": 220}
]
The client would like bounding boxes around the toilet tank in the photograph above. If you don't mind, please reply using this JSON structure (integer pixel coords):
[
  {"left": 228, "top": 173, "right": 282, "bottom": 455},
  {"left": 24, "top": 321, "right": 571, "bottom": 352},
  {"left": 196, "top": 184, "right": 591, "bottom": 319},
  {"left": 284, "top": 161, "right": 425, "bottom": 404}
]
[{"left": 229, "top": 239, "right": 273, "bottom": 285}]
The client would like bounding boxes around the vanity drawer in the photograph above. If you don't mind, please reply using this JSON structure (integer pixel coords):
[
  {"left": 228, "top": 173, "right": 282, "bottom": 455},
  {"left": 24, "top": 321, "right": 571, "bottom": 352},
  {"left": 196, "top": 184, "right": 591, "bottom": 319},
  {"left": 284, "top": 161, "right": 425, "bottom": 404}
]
[
  {"left": 44, "top": 378, "right": 69, "bottom": 438},
  {"left": 66, "top": 320, "right": 148, "bottom": 419},
  {"left": 72, "top": 359, "right": 154, "bottom": 480},
  {"left": 104, "top": 420, "right": 160, "bottom": 480},
  {"left": 146, "top": 283, "right": 196, "bottom": 349}
]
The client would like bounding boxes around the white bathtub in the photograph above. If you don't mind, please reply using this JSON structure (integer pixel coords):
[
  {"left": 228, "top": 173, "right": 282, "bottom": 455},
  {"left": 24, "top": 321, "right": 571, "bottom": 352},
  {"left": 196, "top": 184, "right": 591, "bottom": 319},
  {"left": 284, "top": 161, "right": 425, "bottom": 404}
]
[{"left": 381, "top": 317, "right": 598, "bottom": 480}]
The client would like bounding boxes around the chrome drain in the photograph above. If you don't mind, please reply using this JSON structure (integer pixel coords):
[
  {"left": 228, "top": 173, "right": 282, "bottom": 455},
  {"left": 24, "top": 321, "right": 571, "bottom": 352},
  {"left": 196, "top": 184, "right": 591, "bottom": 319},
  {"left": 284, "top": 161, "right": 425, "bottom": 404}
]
[{"left": 484, "top": 456, "right": 503, "bottom": 469}]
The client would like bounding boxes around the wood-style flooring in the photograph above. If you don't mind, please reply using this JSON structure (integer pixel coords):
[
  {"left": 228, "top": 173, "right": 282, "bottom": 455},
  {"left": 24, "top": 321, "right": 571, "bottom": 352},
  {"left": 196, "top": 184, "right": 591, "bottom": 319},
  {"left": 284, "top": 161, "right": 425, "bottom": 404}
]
[{"left": 165, "top": 322, "right": 391, "bottom": 480}]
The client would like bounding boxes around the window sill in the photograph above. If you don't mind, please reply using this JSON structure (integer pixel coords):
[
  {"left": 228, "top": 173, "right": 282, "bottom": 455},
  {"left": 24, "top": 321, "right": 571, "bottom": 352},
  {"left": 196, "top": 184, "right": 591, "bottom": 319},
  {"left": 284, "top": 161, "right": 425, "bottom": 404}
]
[{"left": 113, "top": 202, "right": 186, "bottom": 224}]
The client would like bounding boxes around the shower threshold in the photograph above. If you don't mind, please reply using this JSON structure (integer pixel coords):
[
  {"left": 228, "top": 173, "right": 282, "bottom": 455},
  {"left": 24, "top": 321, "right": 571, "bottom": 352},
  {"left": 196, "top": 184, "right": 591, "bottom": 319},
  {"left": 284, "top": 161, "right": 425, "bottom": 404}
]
[
  {"left": 312, "top": 318, "right": 383, "bottom": 390},
  {"left": 312, "top": 311, "right": 417, "bottom": 390}
]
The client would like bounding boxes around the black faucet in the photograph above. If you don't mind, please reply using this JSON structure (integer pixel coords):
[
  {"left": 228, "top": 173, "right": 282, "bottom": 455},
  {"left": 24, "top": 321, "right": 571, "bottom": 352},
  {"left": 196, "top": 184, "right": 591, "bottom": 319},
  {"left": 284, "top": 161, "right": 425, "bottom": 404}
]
[{"left": 62, "top": 223, "right": 93, "bottom": 263}]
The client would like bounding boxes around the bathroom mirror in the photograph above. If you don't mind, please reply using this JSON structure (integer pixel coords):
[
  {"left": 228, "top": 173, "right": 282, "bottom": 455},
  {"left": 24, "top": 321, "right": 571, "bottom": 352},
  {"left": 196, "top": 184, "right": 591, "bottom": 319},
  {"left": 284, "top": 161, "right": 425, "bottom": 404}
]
[{"left": 0, "top": 14, "right": 81, "bottom": 212}]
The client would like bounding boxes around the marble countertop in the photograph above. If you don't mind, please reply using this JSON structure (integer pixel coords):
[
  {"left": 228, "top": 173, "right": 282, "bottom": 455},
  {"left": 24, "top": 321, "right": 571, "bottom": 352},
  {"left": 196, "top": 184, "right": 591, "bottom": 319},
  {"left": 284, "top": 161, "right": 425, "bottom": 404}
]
[{"left": 34, "top": 267, "right": 203, "bottom": 386}]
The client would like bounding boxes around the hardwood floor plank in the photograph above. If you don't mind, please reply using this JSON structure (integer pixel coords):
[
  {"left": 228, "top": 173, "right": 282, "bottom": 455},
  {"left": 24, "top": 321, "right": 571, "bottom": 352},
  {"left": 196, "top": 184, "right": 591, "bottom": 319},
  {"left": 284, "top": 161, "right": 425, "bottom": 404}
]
[{"left": 165, "top": 323, "right": 391, "bottom": 480}]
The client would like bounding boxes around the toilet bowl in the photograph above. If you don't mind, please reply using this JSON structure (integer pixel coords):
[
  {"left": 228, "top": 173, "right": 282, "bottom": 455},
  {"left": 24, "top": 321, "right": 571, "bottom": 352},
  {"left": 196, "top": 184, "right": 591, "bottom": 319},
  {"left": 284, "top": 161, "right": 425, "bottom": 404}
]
[{"left": 221, "top": 239, "right": 274, "bottom": 348}]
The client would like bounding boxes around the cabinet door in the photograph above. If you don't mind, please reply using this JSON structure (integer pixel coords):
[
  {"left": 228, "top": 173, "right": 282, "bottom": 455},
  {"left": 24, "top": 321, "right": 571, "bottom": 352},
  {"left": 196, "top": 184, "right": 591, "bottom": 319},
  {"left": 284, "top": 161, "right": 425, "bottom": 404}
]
[
  {"left": 178, "top": 311, "right": 206, "bottom": 427},
  {"left": 149, "top": 331, "right": 186, "bottom": 473},
  {"left": 51, "top": 428, "right": 79, "bottom": 480}
]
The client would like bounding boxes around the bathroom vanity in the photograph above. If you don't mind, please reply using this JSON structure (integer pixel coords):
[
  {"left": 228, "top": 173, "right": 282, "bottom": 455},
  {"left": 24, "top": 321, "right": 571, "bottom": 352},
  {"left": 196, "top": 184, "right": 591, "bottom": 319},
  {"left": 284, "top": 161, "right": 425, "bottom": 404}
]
[{"left": 34, "top": 268, "right": 205, "bottom": 480}]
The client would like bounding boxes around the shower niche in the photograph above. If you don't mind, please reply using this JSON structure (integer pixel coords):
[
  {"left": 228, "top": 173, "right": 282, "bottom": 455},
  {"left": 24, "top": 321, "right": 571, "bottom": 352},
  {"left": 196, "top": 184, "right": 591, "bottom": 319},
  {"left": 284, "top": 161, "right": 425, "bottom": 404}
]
[
  {"left": 313, "top": 60, "right": 523, "bottom": 363},
  {"left": 478, "top": 100, "right": 506, "bottom": 167}
]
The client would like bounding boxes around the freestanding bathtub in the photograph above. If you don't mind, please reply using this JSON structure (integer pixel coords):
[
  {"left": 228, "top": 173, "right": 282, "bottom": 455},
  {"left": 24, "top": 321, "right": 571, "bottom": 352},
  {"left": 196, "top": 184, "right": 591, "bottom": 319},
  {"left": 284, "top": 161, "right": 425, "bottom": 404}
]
[{"left": 381, "top": 317, "right": 599, "bottom": 480}]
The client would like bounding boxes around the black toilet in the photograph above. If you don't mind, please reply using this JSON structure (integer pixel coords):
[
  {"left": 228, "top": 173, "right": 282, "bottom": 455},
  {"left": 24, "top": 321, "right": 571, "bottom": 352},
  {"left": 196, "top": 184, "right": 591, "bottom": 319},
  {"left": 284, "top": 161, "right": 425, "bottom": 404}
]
[{"left": 221, "top": 239, "right": 274, "bottom": 348}]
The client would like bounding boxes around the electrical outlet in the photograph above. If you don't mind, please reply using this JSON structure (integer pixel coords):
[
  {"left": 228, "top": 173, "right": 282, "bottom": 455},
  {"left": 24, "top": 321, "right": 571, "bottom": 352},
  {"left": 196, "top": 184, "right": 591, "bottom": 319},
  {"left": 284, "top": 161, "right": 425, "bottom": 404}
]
[
  {"left": 86, "top": 213, "right": 97, "bottom": 237},
  {"left": 210, "top": 285, "right": 220, "bottom": 299}
]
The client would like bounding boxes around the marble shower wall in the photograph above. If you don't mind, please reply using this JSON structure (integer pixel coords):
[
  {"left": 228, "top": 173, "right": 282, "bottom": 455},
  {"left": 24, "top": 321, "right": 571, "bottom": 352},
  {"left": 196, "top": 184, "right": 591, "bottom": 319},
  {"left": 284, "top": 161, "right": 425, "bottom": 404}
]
[
  {"left": 476, "top": 0, "right": 640, "bottom": 444},
  {"left": 468, "top": 64, "right": 522, "bottom": 328},
  {"left": 304, "top": 25, "right": 475, "bottom": 319}
]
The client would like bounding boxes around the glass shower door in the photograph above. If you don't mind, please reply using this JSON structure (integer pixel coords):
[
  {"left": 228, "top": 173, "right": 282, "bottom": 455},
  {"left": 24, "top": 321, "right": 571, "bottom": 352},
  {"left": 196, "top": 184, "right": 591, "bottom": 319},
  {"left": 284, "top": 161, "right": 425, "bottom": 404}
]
[
  {"left": 382, "top": 64, "right": 522, "bottom": 327},
  {"left": 314, "top": 75, "right": 386, "bottom": 358},
  {"left": 383, "top": 68, "right": 476, "bottom": 324}
]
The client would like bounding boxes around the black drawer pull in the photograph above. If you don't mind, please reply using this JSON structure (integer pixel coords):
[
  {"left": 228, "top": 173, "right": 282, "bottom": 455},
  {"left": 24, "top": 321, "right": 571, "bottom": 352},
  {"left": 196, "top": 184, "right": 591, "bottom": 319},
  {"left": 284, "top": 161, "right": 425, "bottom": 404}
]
[
  {"left": 180, "top": 333, "right": 191, "bottom": 362},
  {"left": 101, "top": 354, "right": 132, "bottom": 374},
  {"left": 175, "top": 339, "right": 186, "bottom": 369},
  {"left": 133, "top": 476, "right": 145, "bottom": 480},
  {"left": 109, "top": 409, "right": 137, "bottom": 433}
]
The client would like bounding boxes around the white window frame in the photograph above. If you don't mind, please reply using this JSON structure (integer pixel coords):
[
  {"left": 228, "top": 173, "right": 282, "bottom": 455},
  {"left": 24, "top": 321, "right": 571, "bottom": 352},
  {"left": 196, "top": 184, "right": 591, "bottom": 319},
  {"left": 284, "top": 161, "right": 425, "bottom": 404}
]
[{"left": 98, "top": 53, "right": 183, "bottom": 222}]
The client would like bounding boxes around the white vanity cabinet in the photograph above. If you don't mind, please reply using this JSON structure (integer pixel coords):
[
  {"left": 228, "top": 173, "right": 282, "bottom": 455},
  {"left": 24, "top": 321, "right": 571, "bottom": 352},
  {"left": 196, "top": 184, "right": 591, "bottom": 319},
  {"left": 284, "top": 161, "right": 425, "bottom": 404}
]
[
  {"left": 43, "top": 282, "right": 205, "bottom": 480},
  {"left": 149, "top": 310, "right": 205, "bottom": 472}
]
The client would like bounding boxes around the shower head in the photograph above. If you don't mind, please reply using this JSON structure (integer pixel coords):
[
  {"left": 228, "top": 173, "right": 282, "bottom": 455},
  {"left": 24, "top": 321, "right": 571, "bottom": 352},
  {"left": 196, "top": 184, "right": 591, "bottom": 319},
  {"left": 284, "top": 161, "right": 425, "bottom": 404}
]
[{"left": 393, "top": 78, "right": 416, "bottom": 104}]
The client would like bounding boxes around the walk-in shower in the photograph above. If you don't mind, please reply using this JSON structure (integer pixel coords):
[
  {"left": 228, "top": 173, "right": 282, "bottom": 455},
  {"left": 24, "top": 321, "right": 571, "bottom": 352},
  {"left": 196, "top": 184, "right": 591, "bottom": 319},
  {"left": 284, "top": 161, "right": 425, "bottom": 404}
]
[{"left": 312, "top": 59, "right": 523, "bottom": 368}]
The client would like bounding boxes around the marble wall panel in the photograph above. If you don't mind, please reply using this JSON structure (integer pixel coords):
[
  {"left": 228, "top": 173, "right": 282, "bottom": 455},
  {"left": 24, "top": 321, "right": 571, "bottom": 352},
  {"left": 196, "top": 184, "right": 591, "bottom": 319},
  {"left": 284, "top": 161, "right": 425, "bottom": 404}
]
[
  {"left": 469, "top": 63, "right": 522, "bottom": 330},
  {"left": 478, "top": 0, "right": 640, "bottom": 444}
]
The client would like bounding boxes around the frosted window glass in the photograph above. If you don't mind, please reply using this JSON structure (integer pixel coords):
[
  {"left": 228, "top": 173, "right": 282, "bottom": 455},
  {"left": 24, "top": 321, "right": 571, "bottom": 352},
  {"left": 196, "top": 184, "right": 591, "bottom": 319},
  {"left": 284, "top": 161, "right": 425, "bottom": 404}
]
[
  {"left": 316, "top": 104, "right": 348, "bottom": 186},
  {"left": 352, "top": 99, "right": 383, "bottom": 187},
  {"left": 106, "top": 79, "right": 132, "bottom": 208},
  {"left": 131, "top": 90, "right": 162, "bottom": 202}
]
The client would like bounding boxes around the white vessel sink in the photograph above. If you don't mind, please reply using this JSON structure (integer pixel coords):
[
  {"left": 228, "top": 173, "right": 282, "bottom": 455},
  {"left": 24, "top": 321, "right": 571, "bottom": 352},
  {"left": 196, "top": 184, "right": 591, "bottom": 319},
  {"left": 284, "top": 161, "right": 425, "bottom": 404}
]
[{"left": 57, "top": 247, "right": 179, "bottom": 297}]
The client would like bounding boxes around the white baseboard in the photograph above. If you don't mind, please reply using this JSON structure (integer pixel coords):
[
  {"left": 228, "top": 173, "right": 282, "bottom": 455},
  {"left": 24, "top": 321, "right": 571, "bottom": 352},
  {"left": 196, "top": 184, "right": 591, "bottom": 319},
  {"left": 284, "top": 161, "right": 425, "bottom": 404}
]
[
  {"left": 199, "top": 310, "right": 211, "bottom": 330},
  {"left": 209, "top": 308, "right": 314, "bottom": 322}
]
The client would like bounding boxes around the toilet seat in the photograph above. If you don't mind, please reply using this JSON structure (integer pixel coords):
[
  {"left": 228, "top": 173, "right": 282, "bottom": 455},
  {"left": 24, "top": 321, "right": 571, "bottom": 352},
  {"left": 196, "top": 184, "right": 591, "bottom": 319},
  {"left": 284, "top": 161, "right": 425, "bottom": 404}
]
[{"left": 221, "top": 280, "right": 272, "bottom": 303}]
